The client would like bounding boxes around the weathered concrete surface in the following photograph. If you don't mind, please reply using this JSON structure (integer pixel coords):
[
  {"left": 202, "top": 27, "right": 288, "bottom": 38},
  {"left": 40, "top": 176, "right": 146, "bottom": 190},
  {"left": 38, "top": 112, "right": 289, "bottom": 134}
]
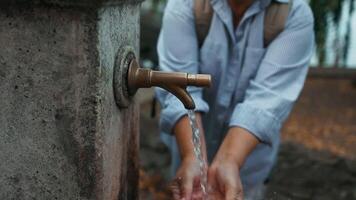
[
  {"left": 0, "top": 1, "right": 141, "bottom": 199},
  {"left": 97, "top": 4, "right": 140, "bottom": 200}
]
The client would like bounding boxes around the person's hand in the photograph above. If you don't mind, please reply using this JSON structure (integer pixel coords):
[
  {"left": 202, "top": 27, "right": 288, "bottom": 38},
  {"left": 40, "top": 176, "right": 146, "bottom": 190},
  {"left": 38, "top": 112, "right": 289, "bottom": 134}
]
[
  {"left": 207, "top": 158, "right": 243, "bottom": 200},
  {"left": 170, "top": 155, "right": 206, "bottom": 200},
  {"left": 171, "top": 113, "right": 208, "bottom": 200},
  {"left": 206, "top": 127, "right": 259, "bottom": 200}
]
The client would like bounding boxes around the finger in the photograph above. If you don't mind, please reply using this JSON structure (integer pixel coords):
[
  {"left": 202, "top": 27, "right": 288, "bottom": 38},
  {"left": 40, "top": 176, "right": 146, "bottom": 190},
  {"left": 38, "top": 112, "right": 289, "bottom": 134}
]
[
  {"left": 207, "top": 167, "right": 218, "bottom": 194},
  {"left": 169, "top": 180, "right": 181, "bottom": 200},
  {"left": 192, "top": 179, "right": 204, "bottom": 200},
  {"left": 173, "top": 190, "right": 180, "bottom": 200},
  {"left": 225, "top": 185, "right": 243, "bottom": 200},
  {"left": 181, "top": 176, "right": 194, "bottom": 200},
  {"left": 192, "top": 179, "right": 203, "bottom": 200},
  {"left": 191, "top": 191, "right": 203, "bottom": 200}
]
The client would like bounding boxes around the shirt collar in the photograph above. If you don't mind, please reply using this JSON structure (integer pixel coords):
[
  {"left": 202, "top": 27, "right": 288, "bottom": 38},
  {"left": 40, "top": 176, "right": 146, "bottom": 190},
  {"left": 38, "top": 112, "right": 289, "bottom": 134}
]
[
  {"left": 208, "top": 0, "right": 290, "bottom": 42},
  {"left": 209, "top": 0, "right": 263, "bottom": 43},
  {"left": 210, "top": 0, "right": 290, "bottom": 12},
  {"left": 260, "top": 0, "right": 290, "bottom": 9}
]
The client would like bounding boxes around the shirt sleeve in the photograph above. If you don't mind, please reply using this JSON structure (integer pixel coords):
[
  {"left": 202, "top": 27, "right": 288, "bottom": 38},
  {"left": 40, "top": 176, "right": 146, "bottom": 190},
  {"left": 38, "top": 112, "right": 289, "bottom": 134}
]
[
  {"left": 229, "top": 2, "right": 315, "bottom": 145},
  {"left": 156, "top": 0, "right": 210, "bottom": 135}
]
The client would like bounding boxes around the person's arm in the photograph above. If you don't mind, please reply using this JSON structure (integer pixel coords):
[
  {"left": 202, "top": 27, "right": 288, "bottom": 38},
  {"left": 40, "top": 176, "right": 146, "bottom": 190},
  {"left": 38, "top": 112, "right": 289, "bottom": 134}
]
[
  {"left": 229, "top": 4, "right": 315, "bottom": 146},
  {"left": 171, "top": 113, "right": 208, "bottom": 200},
  {"left": 155, "top": 0, "right": 209, "bottom": 136},
  {"left": 174, "top": 113, "right": 207, "bottom": 161},
  {"left": 208, "top": 127, "right": 258, "bottom": 200},
  {"left": 155, "top": 0, "right": 209, "bottom": 199},
  {"left": 208, "top": 2, "right": 315, "bottom": 199},
  {"left": 214, "top": 127, "right": 258, "bottom": 168}
]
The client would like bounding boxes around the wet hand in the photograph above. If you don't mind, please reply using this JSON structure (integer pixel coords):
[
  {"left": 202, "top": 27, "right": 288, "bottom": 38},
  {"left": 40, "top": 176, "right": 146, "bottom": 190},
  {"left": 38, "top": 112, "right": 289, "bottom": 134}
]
[
  {"left": 206, "top": 127, "right": 259, "bottom": 200},
  {"left": 170, "top": 156, "right": 206, "bottom": 200},
  {"left": 207, "top": 158, "right": 243, "bottom": 200}
]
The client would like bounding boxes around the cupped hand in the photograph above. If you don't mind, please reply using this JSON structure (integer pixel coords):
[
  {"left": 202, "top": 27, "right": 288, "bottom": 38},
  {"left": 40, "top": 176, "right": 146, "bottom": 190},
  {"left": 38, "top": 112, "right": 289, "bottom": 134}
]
[
  {"left": 170, "top": 156, "right": 207, "bottom": 200},
  {"left": 207, "top": 158, "right": 243, "bottom": 200}
]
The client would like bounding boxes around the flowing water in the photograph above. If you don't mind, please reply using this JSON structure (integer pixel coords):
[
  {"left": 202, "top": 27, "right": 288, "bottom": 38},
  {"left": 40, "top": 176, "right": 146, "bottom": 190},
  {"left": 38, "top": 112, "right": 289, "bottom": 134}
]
[{"left": 187, "top": 109, "right": 208, "bottom": 198}]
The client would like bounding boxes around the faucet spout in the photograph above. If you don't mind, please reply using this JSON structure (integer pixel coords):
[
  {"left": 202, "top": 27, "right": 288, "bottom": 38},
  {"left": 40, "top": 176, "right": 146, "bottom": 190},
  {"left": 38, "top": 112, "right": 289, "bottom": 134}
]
[
  {"left": 162, "top": 85, "right": 196, "bottom": 110},
  {"left": 127, "top": 59, "right": 211, "bottom": 109}
]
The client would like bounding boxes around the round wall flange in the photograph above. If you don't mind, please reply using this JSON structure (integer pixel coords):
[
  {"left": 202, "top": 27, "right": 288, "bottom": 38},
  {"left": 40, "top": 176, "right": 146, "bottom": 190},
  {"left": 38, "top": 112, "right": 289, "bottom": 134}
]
[{"left": 113, "top": 46, "right": 136, "bottom": 108}]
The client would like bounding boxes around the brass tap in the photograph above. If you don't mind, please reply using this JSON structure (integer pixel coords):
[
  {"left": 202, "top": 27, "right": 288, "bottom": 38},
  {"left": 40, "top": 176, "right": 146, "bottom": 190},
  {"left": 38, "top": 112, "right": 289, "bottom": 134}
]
[{"left": 127, "top": 59, "right": 211, "bottom": 109}]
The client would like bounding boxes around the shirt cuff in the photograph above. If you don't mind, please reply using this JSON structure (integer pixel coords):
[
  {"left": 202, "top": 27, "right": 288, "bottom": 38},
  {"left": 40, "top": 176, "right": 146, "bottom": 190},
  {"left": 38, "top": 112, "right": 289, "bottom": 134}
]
[
  {"left": 229, "top": 103, "right": 281, "bottom": 145},
  {"left": 159, "top": 91, "right": 209, "bottom": 135}
]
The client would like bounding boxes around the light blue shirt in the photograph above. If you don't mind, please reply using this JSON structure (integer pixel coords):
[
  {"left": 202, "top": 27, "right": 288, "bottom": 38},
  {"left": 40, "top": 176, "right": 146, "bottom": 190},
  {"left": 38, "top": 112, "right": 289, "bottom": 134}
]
[{"left": 156, "top": 0, "right": 315, "bottom": 188}]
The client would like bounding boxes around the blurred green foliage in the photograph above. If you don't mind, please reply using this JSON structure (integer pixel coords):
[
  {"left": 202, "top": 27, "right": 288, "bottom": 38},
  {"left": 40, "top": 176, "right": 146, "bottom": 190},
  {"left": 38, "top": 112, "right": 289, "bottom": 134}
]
[
  {"left": 143, "top": 0, "right": 355, "bottom": 67},
  {"left": 310, "top": 0, "right": 354, "bottom": 67}
]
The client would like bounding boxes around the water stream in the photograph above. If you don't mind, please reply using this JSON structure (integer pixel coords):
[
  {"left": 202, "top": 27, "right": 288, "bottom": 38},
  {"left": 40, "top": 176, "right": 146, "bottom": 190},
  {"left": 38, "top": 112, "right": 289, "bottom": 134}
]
[{"left": 187, "top": 109, "right": 208, "bottom": 198}]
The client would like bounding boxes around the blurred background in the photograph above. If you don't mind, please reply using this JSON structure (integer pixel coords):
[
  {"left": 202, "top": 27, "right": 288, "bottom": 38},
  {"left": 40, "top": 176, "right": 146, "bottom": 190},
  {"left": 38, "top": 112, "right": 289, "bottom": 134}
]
[{"left": 137, "top": 0, "right": 356, "bottom": 199}]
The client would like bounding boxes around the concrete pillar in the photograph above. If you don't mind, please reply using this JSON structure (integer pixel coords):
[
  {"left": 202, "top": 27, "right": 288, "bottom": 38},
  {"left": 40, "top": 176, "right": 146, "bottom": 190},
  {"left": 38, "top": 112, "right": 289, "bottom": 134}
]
[{"left": 0, "top": 0, "right": 142, "bottom": 199}]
